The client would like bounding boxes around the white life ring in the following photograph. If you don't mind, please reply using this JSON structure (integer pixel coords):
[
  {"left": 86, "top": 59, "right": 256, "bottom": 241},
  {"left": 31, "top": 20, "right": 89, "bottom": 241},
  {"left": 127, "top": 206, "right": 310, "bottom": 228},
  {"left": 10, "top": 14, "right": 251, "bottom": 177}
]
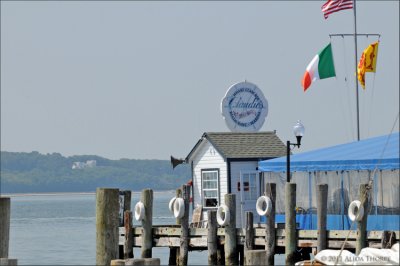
[
  {"left": 168, "top": 197, "right": 176, "bottom": 214},
  {"left": 348, "top": 200, "right": 364, "bottom": 222},
  {"left": 173, "top": 198, "right": 185, "bottom": 218},
  {"left": 134, "top": 201, "right": 145, "bottom": 221},
  {"left": 256, "top": 196, "right": 272, "bottom": 216},
  {"left": 217, "top": 204, "right": 230, "bottom": 226}
]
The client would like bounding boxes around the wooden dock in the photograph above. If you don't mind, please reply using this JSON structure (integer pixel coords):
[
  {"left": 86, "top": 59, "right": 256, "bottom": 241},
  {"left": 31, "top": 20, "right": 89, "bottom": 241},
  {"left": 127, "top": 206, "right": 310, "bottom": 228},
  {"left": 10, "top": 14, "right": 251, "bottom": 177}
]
[{"left": 95, "top": 186, "right": 399, "bottom": 266}]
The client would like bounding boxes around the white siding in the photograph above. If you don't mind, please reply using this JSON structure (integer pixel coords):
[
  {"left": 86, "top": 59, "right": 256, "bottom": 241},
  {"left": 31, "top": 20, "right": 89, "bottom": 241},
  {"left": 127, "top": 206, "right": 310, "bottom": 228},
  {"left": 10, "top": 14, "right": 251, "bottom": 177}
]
[
  {"left": 230, "top": 161, "right": 259, "bottom": 227},
  {"left": 190, "top": 140, "right": 227, "bottom": 221},
  {"left": 189, "top": 140, "right": 263, "bottom": 227}
]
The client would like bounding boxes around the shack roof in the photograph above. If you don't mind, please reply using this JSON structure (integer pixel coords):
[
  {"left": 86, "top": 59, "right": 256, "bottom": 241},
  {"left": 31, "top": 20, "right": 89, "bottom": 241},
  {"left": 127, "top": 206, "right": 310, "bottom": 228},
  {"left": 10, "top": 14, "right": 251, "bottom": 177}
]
[{"left": 186, "top": 131, "right": 286, "bottom": 161}]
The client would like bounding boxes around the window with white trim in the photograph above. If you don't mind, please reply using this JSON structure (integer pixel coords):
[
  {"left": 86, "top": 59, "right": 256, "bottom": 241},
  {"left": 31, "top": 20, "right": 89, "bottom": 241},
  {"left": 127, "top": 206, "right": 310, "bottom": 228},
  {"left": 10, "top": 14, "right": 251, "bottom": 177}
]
[
  {"left": 202, "top": 169, "right": 219, "bottom": 208},
  {"left": 242, "top": 172, "right": 258, "bottom": 200}
]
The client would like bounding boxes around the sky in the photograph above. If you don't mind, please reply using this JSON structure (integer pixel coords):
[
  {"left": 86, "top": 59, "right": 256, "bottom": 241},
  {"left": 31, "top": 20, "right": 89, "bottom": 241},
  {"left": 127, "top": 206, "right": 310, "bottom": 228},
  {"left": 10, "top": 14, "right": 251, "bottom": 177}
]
[{"left": 1, "top": 1, "right": 399, "bottom": 160}]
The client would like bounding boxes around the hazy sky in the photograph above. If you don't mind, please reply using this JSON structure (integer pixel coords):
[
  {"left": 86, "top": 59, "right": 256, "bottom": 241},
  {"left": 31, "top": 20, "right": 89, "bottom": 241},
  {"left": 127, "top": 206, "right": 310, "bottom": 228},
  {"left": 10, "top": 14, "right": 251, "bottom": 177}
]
[{"left": 1, "top": 1, "right": 399, "bottom": 160}]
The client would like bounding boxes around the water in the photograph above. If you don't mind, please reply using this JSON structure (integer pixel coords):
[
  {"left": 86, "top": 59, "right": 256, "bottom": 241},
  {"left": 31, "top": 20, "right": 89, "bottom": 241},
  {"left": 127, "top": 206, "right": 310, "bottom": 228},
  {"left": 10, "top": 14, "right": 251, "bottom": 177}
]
[
  {"left": 7, "top": 191, "right": 209, "bottom": 265},
  {"left": 7, "top": 191, "right": 284, "bottom": 265}
]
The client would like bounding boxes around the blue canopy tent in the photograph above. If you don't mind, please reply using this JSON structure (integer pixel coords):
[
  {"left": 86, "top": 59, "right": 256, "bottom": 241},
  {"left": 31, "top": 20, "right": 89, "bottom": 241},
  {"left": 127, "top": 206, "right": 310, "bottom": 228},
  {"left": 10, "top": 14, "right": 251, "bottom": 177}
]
[{"left": 258, "top": 132, "right": 399, "bottom": 230}]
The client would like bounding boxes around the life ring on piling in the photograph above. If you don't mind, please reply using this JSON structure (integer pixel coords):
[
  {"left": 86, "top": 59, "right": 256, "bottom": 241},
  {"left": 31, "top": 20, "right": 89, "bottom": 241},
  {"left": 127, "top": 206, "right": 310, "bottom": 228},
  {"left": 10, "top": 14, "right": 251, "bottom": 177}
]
[
  {"left": 216, "top": 204, "right": 230, "bottom": 226},
  {"left": 256, "top": 196, "right": 272, "bottom": 216},
  {"left": 168, "top": 197, "right": 176, "bottom": 214},
  {"left": 173, "top": 198, "right": 185, "bottom": 218},
  {"left": 348, "top": 200, "right": 364, "bottom": 222},
  {"left": 134, "top": 201, "right": 145, "bottom": 221}
]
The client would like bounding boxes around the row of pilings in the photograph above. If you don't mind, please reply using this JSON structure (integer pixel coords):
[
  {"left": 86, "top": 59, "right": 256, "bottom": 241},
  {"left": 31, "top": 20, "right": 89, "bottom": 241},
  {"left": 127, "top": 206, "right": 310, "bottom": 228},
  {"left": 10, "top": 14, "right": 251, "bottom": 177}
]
[{"left": 95, "top": 182, "right": 375, "bottom": 266}]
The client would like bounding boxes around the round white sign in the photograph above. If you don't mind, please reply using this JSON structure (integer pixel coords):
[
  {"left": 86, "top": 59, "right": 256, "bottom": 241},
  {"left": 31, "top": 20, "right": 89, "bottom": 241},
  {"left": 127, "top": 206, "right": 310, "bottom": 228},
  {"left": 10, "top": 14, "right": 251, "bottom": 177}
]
[{"left": 221, "top": 81, "right": 268, "bottom": 132}]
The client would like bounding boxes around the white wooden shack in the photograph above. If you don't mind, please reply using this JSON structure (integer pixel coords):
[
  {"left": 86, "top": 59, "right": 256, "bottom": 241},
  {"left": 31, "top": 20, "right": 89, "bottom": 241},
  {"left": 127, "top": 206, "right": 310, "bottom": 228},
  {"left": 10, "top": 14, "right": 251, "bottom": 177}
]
[{"left": 185, "top": 131, "right": 286, "bottom": 227}]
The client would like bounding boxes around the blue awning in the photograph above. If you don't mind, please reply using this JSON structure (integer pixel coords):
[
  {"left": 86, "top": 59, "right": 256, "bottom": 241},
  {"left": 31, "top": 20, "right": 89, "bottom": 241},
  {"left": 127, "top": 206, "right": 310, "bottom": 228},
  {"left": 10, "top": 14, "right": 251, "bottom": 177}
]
[{"left": 259, "top": 132, "right": 400, "bottom": 172}]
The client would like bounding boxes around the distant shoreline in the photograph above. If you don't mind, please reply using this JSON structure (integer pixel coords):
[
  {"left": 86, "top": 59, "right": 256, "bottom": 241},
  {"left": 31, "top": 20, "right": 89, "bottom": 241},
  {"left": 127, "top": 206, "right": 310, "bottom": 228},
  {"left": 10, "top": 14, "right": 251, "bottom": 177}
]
[
  {"left": 1, "top": 192, "right": 96, "bottom": 197},
  {"left": 1, "top": 190, "right": 175, "bottom": 197}
]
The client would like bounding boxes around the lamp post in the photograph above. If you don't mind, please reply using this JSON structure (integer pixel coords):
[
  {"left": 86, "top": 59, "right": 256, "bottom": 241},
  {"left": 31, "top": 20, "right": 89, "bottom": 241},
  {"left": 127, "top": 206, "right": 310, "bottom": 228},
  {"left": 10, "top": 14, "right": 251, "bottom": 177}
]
[
  {"left": 286, "top": 120, "right": 305, "bottom": 182},
  {"left": 285, "top": 120, "right": 305, "bottom": 266}
]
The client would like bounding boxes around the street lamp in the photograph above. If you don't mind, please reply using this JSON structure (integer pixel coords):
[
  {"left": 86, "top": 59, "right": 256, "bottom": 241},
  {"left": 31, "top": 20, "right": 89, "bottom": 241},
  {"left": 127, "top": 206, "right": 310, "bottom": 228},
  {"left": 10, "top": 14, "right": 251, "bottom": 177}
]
[{"left": 286, "top": 120, "right": 305, "bottom": 182}]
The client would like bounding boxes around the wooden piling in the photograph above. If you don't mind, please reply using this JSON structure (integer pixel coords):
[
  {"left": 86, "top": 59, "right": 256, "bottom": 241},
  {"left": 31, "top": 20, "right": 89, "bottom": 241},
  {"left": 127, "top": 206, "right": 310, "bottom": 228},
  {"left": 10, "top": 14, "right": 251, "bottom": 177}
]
[
  {"left": 96, "top": 188, "right": 120, "bottom": 266},
  {"left": 381, "top": 231, "right": 396, "bottom": 249},
  {"left": 113, "top": 258, "right": 161, "bottom": 266},
  {"left": 176, "top": 188, "right": 182, "bottom": 225},
  {"left": 285, "top": 183, "right": 297, "bottom": 266},
  {"left": 224, "top": 194, "right": 237, "bottom": 266},
  {"left": 124, "top": 211, "right": 134, "bottom": 259},
  {"left": 240, "top": 246, "right": 245, "bottom": 266},
  {"left": 244, "top": 250, "right": 267, "bottom": 266},
  {"left": 0, "top": 258, "right": 17, "bottom": 266},
  {"left": 173, "top": 188, "right": 182, "bottom": 265},
  {"left": 207, "top": 210, "right": 218, "bottom": 266},
  {"left": 0, "top": 197, "right": 10, "bottom": 259},
  {"left": 169, "top": 188, "right": 182, "bottom": 266},
  {"left": 168, "top": 247, "right": 177, "bottom": 266},
  {"left": 265, "top": 183, "right": 276, "bottom": 266},
  {"left": 111, "top": 259, "right": 126, "bottom": 266},
  {"left": 217, "top": 245, "right": 225, "bottom": 265},
  {"left": 119, "top": 191, "right": 132, "bottom": 259},
  {"left": 316, "top": 184, "right": 328, "bottom": 253},
  {"left": 141, "top": 189, "right": 153, "bottom": 259},
  {"left": 245, "top": 212, "right": 254, "bottom": 251},
  {"left": 119, "top": 190, "right": 132, "bottom": 226},
  {"left": 178, "top": 185, "right": 190, "bottom": 266},
  {"left": 356, "top": 184, "right": 370, "bottom": 255},
  {"left": 125, "top": 258, "right": 161, "bottom": 266}
]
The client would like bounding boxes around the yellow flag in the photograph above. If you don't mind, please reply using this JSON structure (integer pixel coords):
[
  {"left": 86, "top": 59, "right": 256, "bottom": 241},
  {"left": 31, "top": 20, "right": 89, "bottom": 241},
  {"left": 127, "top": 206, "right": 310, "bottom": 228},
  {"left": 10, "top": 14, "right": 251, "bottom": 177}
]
[{"left": 357, "top": 41, "right": 379, "bottom": 89}]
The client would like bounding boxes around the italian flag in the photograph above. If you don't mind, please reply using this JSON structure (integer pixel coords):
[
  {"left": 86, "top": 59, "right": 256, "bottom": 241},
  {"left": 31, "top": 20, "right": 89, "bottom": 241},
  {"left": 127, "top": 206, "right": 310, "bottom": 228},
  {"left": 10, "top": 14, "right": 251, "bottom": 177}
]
[{"left": 302, "top": 43, "right": 336, "bottom": 91}]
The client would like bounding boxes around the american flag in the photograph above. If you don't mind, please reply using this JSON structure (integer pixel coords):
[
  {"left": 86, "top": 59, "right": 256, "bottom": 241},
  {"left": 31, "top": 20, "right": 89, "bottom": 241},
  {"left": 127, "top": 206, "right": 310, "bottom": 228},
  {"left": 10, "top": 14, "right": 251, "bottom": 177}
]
[{"left": 321, "top": 0, "right": 354, "bottom": 19}]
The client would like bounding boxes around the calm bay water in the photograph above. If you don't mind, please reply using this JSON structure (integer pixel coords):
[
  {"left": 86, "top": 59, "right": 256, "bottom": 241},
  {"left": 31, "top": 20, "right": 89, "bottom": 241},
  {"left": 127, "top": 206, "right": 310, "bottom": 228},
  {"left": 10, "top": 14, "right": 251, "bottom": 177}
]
[
  {"left": 7, "top": 191, "right": 284, "bottom": 265},
  {"left": 7, "top": 191, "right": 209, "bottom": 265}
]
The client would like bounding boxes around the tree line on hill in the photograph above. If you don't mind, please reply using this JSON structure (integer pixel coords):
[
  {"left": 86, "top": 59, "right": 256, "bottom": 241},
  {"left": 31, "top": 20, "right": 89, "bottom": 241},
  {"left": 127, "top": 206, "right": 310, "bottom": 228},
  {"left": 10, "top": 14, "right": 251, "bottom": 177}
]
[{"left": 0, "top": 151, "right": 190, "bottom": 193}]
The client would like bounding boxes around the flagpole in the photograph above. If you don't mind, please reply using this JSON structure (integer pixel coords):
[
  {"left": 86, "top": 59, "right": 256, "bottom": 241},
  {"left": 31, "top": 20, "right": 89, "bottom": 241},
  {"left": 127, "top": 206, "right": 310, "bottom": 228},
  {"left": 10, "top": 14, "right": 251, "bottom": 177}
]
[
  {"left": 325, "top": 0, "right": 379, "bottom": 141},
  {"left": 353, "top": 0, "right": 360, "bottom": 141}
]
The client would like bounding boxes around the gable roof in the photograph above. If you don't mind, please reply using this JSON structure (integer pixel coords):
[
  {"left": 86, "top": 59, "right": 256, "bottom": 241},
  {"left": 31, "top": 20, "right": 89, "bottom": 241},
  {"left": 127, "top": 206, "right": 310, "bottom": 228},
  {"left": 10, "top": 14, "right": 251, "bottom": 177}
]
[
  {"left": 186, "top": 131, "right": 286, "bottom": 161},
  {"left": 258, "top": 132, "right": 400, "bottom": 172}
]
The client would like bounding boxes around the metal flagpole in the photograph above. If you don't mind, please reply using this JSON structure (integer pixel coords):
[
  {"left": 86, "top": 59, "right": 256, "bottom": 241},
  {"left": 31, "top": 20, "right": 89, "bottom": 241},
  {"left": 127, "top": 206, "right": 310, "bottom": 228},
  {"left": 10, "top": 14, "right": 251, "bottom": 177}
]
[
  {"left": 353, "top": 0, "right": 360, "bottom": 141},
  {"left": 329, "top": 32, "right": 381, "bottom": 141},
  {"left": 329, "top": 0, "right": 380, "bottom": 142}
]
